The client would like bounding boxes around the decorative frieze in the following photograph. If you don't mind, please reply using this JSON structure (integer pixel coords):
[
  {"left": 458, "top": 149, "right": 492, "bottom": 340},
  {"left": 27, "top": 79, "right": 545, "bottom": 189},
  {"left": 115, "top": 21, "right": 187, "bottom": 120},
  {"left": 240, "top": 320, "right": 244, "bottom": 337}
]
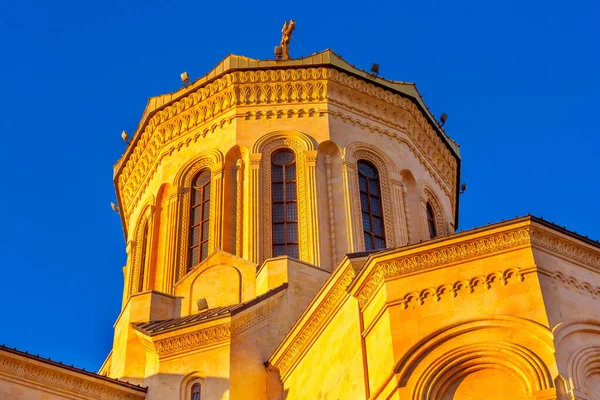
[
  {"left": 116, "top": 66, "right": 458, "bottom": 223},
  {"left": 0, "top": 352, "right": 145, "bottom": 400},
  {"left": 355, "top": 228, "right": 533, "bottom": 308},
  {"left": 397, "top": 268, "right": 525, "bottom": 309},
  {"left": 154, "top": 324, "right": 231, "bottom": 357},
  {"left": 551, "top": 272, "right": 600, "bottom": 298},
  {"left": 355, "top": 225, "right": 600, "bottom": 309}
]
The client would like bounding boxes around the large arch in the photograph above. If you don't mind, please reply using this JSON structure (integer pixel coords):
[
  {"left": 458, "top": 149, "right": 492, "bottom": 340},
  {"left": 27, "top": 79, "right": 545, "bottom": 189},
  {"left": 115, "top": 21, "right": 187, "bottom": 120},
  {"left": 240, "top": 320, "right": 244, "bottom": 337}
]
[
  {"left": 554, "top": 319, "right": 600, "bottom": 398},
  {"left": 392, "top": 317, "right": 555, "bottom": 400}
]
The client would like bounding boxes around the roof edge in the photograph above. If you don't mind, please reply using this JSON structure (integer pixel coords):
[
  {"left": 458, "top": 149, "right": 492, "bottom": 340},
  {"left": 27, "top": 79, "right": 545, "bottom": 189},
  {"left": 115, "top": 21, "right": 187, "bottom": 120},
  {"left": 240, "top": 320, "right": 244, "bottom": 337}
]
[{"left": 0, "top": 345, "right": 147, "bottom": 392}]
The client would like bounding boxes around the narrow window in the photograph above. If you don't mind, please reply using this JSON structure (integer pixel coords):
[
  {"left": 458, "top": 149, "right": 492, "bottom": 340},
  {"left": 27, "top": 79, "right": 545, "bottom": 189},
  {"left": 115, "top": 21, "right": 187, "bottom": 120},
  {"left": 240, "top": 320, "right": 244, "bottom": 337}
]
[
  {"left": 191, "top": 383, "right": 201, "bottom": 400},
  {"left": 426, "top": 202, "right": 437, "bottom": 239},
  {"left": 358, "top": 160, "right": 386, "bottom": 250},
  {"left": 138, "top": 222, "right": 149, "bottom": 292},
  {"left": 189, "top": 169, "right": 211, "bottom": 270},
  {"left": 271, "top": 149, "right": 298, "bottom": 258}
]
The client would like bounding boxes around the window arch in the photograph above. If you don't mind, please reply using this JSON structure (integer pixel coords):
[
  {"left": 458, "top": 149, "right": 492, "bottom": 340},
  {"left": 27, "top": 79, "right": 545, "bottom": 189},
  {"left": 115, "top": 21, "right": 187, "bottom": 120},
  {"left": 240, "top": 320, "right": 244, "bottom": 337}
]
[
  {"left": 191, "top": 383, "right": 201, "bottom": 400},
  {"left": 189, "top": 169, "right": 211, "bottom": 270},
  {"left": 271, "top": 149, "right": 299, "bottom": 258},
  {"left": 358, "top": 160, "right": 386, "bottom": 251},
  {"left": 426, "top": 202, "right": 437, "bottom": 239},
  {"left": 130, "top": 204, "right": 154, "bottom": 296},
  {"left": 138, "top": 221, "right": 149, "bottom": 292}
]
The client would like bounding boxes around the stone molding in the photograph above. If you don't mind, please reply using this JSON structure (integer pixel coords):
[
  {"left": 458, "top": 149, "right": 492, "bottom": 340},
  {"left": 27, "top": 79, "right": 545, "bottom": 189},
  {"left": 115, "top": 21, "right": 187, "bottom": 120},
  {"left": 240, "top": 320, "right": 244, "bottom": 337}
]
[
  {"left": 260, "top": 137, "right": 311, "bottom": 262},
  {"left": 392, "top": 317, "right": 555, "bottom": 400},
  {"left": 550, "top": 271, "right": 600, "bottom": 299},
  {"left": 154, "top": 324, "right": 231, "bottom": 357},
  {"left": 348, "top": 145, "right": 397, "bottom": 249},
  {"left": 327, "top": 110, "right": 455, "bottom": 209},
  {"left": 243, "top": 108, "right": 323, "bottom": 120},
  {"left": 355, "top": 228, "right": 533, "bottom": 308},
  {"left": 116, "top": 67, "right": 457, "bottom": 222},
  {"left": 130, "top": 203, "right": 154, "bottom": 296},
  {"left": 354, "top": 224, "right": 600, "bottom": 309},
  {"left": 0, "top": 351, "right": 145, "bottom": 400},
  {"left": 396, "top": 268, "right": 526, "bottom": 309},
  {"left": 231, "top": 296, "right": 279, "bottom": 335},
  {"left": 421, "top": 185, "right": 448, "bottom": 236},
  {"left": 531, "top": 228, "right": 600, "bottom": 271},
  {"left": 270, "top": 265, "right": 355, "bottom": 379},
  {"left": 268, "top": 220, "right": 600, "bottom": 392},
  {"left": 138, "top": 295, "right": 280, "bottom": 359},
  {"left": 175, "top": 157, "right": 220, "bottom": 280}
]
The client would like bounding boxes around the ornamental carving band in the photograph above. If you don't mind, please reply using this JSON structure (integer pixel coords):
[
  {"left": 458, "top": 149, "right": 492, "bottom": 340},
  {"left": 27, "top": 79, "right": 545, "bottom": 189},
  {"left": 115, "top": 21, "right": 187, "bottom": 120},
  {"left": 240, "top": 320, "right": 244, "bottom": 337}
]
[
  {"left": 155, "top": 324, "right": 231, "bottom": 357},
  {"left": 116, "top": 68, "right": 456, "bottom": 221},
  {"left": 0, "top": 355, "right": 144, "bottom": 400},
  {"left": 397, "top": 268, "right": 525, "bottom": 309},
  {"left": 355, "top": 228, "right": 533, "bottom": 308}
]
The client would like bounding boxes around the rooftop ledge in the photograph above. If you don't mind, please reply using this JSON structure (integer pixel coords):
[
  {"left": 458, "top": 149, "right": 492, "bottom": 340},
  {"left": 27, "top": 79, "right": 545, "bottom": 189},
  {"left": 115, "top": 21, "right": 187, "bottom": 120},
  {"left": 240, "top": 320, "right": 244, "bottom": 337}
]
[{"left": 115, "top": 49, "right": 459, "bottom": 174}]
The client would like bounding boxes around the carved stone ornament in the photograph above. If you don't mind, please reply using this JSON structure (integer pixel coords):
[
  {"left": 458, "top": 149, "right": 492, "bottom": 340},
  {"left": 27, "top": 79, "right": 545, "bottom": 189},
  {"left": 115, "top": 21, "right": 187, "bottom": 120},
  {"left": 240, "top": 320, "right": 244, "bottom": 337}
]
[
  {"left": 355, "top": 226, "right": 600, "bottom": 309},
  {"left": 142, "top": 296, "right": 280, "bottom": 359},
  {"left": 116, "top": 67, "right": 457, "bottom": 222},
  {"left": 0, "top": 352, "right": 145, "bottom": 400}
]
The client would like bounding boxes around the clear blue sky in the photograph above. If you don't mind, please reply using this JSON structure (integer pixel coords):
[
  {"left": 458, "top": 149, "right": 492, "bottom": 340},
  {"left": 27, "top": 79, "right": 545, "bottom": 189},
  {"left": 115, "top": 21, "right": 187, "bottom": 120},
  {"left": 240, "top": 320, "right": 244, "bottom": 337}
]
[{"left": 0, "top": 0, "right": 598, "bottom": 371}]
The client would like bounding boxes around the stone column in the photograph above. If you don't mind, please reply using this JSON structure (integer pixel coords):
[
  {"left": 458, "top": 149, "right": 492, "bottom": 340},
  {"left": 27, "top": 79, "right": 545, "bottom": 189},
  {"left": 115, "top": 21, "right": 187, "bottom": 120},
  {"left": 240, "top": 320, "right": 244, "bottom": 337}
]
[
  {"left": 305, "top": 150, "right": 320, "bottom": 266},
  {"left": 247, "top": 153, "right": 263, "bottom": 264},
  {"left": 342, "top": 161, "right": 361, "bottom": 252},
  {"left": 325, "top": 155, "right": 337, "bottom": 266},
  {"left": 210, "top": 162, "right": 225, "bottom": 252},
  {"left": 163, "top": 190, "right": 181, "bottom": 293},
  {"left": 391, "top": 177, "right": 408, "bottom": 246},
  {"left": 420, "top": 195, "right": 429, "bottom": 240},
  {"left": 236, "top": 159, "right": 244, "bottom": 258}
]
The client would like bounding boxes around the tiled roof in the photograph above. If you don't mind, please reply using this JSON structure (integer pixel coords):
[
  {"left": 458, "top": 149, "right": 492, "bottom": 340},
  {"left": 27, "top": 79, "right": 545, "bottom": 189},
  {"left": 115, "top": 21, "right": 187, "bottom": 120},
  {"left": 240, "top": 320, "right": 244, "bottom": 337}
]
[
  {"left": 0, "top": 345, "right": 147, "bottom": 391},
  {"left": 134, "top": 283, "right": 288, "bottom": 335}
]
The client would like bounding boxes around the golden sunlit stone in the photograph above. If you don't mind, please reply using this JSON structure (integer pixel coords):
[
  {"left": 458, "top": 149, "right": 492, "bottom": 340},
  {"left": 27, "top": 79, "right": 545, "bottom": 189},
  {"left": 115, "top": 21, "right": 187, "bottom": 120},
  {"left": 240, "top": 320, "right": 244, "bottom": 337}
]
[{"left": 2, "top": 48, "right": 599, "bottom": 400}]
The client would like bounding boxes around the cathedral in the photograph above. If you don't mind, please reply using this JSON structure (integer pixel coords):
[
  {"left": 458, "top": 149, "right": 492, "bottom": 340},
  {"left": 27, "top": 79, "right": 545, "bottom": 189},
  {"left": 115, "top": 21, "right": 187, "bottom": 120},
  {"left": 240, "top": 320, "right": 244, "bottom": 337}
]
[{"left": 2, "top": 40, "right": 600, "bottom": 400}]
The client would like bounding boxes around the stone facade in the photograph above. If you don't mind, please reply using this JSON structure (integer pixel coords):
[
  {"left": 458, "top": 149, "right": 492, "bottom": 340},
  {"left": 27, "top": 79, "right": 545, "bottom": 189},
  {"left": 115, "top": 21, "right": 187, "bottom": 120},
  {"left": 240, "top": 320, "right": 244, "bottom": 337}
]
[{"left": 2, "top": 49, "right": 600, "bottom": 400}]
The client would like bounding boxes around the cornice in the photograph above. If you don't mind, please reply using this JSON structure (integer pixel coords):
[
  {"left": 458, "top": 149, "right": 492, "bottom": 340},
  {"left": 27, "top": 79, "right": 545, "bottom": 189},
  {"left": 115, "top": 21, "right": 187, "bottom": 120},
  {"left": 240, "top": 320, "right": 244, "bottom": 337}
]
[
  {"left": 354, "top": 227, "right": 533, "bottom": 309},
  {"left": 530, "top": 228, "right": 600, "bottom": 271},
  {"left": 0, "top": 351, "right": 145, "bottom": 400},
  {"left": 115, "top": 66, "right": 459, "bottom": 224},
  {"left": 265, "top": 218, "right": 600, "bottom": 384},
  {"left": 353, "top": 221, "right": 600, "bottom": 310},
  {"left": 134, "top": 293, "right": 281, "bottom": 359},
  {"left": 153, "top": 324, "right": 231, "bottom": 357}
]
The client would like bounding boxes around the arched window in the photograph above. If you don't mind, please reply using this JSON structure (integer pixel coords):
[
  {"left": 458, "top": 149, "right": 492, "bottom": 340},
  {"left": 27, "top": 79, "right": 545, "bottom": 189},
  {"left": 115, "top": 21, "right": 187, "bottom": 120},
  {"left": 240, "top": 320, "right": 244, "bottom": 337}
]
[
  {"left": 358, "top": 160, "right": 386, "bottom": 250},
  {"left": 426, "top": 202, "right": 437, "bottom": 239},
  {"left": 191, "top": 383, "right": 201, "bottom": 400},
  {"left": 189, "top": 169, "right": 211, "bottom": 270},
  {"left": 138, "top": 221, "right": 149, "bottom": 292},
  {"left": 271, "top": 149, "right": 298, "bottom": 258}
]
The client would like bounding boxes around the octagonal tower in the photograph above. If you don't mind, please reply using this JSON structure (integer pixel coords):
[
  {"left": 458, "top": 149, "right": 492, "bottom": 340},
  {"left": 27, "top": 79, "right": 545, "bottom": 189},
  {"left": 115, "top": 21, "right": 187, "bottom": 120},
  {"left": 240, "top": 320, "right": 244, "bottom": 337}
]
[{"left": 104, "top": 50, "right": 461, "bottom": 398}]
